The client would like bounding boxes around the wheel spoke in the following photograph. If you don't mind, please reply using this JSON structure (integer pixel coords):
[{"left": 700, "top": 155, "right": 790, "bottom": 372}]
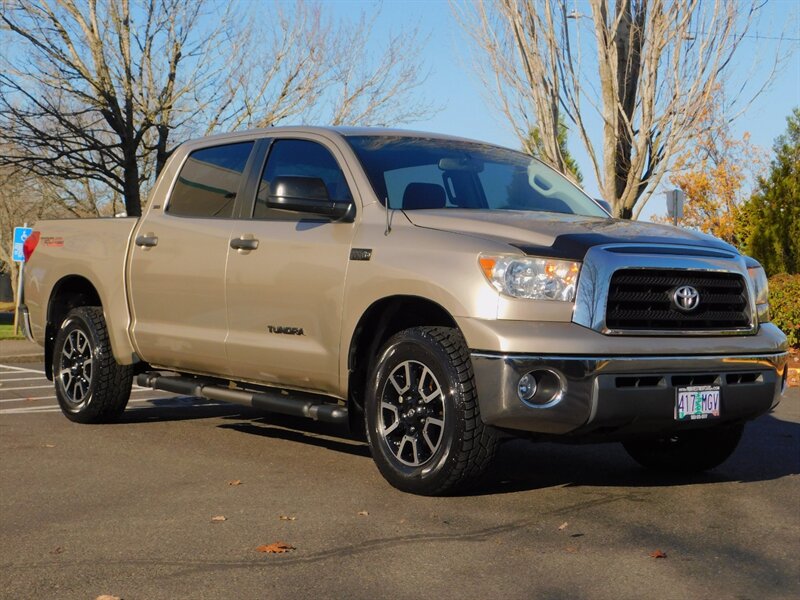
[
  {"left": 381, "top": 401, "right": 400, "bottom": 435},
  {"left": 389, "top": 367, "right": 410, "bottom": 395},
  {"left": 423, "top": 428, "right": 437, "bottom": 453}
]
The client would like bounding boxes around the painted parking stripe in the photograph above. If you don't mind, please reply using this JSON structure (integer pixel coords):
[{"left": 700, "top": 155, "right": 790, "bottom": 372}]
[
  {"left": 0, "top": 364, "right": 45, "bottom": 374},
  {"left": 0, "top": 387, "right": 163, "bottom": 403},
  {"left": 0, "top": 384, "right": 54, "bottom": 392},
  {"left": 0, "top": 397, "right": 224, "bottom": 415},
  {"left": 0, "top": 376, "right": 44, "bottom": 381}
]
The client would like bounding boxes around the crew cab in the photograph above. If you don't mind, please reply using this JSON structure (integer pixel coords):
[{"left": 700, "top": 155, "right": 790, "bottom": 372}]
[{"left": 20, "top": 127, "right": 789, "bottom": 495}]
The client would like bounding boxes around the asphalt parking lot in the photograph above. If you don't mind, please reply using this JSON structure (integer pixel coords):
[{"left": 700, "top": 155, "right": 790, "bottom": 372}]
[{"left": 0, "top": 351, "right": 798, "bottom": 600}]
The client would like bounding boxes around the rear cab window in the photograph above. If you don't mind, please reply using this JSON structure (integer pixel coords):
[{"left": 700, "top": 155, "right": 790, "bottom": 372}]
[{"left": 167, "top": 142, "right": 254, "bottom": 218}]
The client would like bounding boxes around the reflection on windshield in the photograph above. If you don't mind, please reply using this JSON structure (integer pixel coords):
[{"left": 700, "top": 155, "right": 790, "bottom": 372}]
[{"left": 346, "top": 136, "right": 607, "bottom": 218}]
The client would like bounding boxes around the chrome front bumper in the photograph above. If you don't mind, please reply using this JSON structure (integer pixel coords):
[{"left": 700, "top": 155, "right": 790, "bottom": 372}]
[{"left": 471, "top": 351, "right": 789, "bottom": 438}]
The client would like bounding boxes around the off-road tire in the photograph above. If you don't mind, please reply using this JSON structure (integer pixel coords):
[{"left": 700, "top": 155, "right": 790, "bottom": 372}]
[
  {"left": 622, "top": 423, "right": 744, "bottom": 473},
  {"left": 365, "top": 326, "right": 498, "bottom": 495},
  {"left": 53, "top": 306, "right": 132, "bottom": 423}
]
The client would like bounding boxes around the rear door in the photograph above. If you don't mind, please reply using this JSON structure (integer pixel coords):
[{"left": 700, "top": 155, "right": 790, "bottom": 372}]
[
  {"left": 224, "top": 136, "right": 357, "bottom": 394},
  {"left": 129, "top": 140, "right": 256, "bottom": 375}
]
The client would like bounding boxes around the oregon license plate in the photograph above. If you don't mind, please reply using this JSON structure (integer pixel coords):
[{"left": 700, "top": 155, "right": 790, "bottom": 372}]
[{"left": 675, "top": 386, "right": 721, "bottom": 421}]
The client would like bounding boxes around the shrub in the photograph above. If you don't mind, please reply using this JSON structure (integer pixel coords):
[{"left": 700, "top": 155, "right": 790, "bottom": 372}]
[{"left": 769, "top": 274, "right": 800, "bottom": 348}]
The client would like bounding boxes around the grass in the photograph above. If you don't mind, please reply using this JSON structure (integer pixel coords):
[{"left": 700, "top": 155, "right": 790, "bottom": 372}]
[{"left": 0, "top": 324, "right": 24, "bottom": 340}]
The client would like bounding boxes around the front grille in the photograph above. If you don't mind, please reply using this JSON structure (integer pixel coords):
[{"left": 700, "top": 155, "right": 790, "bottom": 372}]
[{"left": 605, "top": 269, "right": 751, "bottom": 331}]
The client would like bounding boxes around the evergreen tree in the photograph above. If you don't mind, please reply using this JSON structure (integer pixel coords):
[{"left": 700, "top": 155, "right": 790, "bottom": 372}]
[
  {"left": 526, "top": 118, "right": 583, "bottom": 185},
  {"left": 739, "top": 108, "right": 800, "bottom": 275}
]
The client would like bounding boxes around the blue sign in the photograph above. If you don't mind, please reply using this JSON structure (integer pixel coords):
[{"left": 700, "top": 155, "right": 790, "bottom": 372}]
[{"left": 12, "top": 227, "right": 32, "bottom": 262}]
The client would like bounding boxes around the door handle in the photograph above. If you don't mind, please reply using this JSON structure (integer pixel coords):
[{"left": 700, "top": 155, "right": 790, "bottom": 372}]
[
  {"left": 135, "top": 234, "right": 158, "bottom": 248},
  {"left": 230, "top": 237, "right": 259, "bottom": 251}
]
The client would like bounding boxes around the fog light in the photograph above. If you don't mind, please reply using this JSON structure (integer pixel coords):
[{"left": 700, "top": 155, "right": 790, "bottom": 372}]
[{"left": 518, "top": 373, "right": 538, "bottom": 401}]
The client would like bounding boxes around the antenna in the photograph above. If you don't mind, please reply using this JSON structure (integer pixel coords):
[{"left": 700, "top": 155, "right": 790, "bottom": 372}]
[{"left": 384, "top": 196, "right": 393, "bottom": 236}]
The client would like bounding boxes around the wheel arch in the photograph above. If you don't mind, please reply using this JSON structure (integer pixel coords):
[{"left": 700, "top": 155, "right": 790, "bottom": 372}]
[
  {"left": 44, "top": 276, "right": 103, "bottom": 379},
  {"left": 345, "top": 295, "right": 460, "bottom": 419}
]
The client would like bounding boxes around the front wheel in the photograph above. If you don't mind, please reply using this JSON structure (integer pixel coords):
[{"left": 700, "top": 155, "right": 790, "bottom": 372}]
[
  {"left": 365, "top": 326, "right": 498, "bottom": 495},
  {"left": 622, "top": 424, "right": 744, "bottom": 473},
  {"left": 53, "top": 306, "right": 133, "bottom": 423}
]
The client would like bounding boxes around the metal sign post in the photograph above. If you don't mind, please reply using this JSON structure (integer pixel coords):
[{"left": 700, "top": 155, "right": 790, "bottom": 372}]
[{"left": 12, "top": 224, "right": 31, "bottom": 336}]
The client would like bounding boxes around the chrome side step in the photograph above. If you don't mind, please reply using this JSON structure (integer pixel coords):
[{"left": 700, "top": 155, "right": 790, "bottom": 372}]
[{"left": 136, "top": 373, "right": 348, "bottom": 425}]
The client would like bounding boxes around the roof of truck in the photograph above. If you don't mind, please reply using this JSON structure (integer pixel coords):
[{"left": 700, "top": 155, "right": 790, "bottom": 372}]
[{"left": 182, "top": 125, "right": 492, "bottom": 148}]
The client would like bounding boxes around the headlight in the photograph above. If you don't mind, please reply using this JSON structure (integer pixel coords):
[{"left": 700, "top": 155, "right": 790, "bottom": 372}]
[
  {"left": 479, "top": 254, "right": 580, "bottom": 301},
  {"left": 747, "top": 263, "right": 770, "bottom": 322}
]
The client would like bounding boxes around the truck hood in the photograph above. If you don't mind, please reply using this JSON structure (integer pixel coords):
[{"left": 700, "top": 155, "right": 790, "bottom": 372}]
[{"left": 403, "top": 209, "right": 738, "bottom": 260}]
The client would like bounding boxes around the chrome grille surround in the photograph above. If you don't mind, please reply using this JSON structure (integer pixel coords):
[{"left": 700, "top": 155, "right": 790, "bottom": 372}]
[{"left": 572, "top": 244, "right": 757, "bottom": 336}]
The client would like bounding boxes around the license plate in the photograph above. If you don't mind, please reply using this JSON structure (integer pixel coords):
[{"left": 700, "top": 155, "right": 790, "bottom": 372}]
[{"left": 675, "top": 386, "right": 721, "bottom": 421}]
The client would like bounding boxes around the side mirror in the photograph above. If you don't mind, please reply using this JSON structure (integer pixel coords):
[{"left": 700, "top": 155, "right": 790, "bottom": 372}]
[
  {"left": 268, "top": 176, "right": 355, "bottom": 222},
  {"left": 594, "top": 198, "right": 612, "bottom": 215}
]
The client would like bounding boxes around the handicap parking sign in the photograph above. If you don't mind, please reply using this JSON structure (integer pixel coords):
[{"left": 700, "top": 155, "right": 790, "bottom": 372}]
[{"left": 12, "top": 227, "right": 32, "bottom": 262}]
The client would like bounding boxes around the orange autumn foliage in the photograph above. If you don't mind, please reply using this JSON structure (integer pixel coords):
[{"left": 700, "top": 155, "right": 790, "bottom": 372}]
[{"left": 655, "top": 115, "right": 764, "bottom": 247}]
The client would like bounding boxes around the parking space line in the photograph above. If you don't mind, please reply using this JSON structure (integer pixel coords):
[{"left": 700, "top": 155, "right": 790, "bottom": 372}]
[
  {"left": 0, "top": 364, "right": 46, "bottom": 374},
  {"left": 0, "top": 376, "right": 45, "bottom": 382},
  {"left": 0, "top": 385, "right": 54, "bottom": 392}
]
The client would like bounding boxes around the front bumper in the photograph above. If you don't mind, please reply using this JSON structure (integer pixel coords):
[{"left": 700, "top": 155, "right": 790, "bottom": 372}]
[{"left": 472, "top": 351, "right": 789, "bottom": 438}]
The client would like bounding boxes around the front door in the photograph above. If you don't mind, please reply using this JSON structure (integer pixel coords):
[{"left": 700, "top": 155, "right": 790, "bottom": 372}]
[{"left": 224, "top": 137, "right": 357, "bottom": 394}]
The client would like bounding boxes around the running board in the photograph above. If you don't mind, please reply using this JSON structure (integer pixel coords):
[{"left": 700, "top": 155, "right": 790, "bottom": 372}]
[{"left": 136, "top": 373, "right": 348, "bottom": 425}]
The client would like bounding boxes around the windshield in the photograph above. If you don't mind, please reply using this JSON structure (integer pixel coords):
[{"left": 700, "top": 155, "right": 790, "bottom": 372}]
[{"left": 346, "top": 136, "right": 607, "bottom": 218}]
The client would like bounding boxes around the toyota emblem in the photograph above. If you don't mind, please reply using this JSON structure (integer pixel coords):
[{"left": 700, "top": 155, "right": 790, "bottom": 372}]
[{"left": 672, "top": 285, "right": 700, "bottom": 311}]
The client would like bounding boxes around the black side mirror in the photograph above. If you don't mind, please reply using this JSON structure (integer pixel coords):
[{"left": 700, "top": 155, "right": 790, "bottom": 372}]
[
  {"left": 594, "top": 198, "right": 612, "bottom": 215},
  {"left": 268, "top": 176, "right": 355, "bottom": 222}
]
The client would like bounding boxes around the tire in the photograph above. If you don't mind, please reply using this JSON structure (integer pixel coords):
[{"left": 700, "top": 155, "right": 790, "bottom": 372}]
[
  {"left": 365, "top": 326, "right": 498, "bottom": 495},
  {"left": 622, "top": 423, "right": 744, "bottom": 473},
  {"left": 52, "top": 306, "right": 133, "bottom": 424}
]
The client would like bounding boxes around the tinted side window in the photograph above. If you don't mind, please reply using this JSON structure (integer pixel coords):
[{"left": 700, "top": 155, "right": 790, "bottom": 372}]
[
  {"left": 168, "top": 142, "right": 254, "bottom": 218},
  {"left": 255, "top": 140, "right": 351, "bottom": 219}
]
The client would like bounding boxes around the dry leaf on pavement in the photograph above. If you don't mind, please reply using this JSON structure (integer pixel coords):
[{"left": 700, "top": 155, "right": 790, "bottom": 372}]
[
  {"left": 558, "top": 522, "right": 568, "bottom": 530},
  {"left": 50, "top": 546, "right": 64, "bottom": 555},
  {"left": 96, "top": 596, "right": 122, "bottom": 600},
  {"left": 211, "top": 515, "right": 227, "bottom": 522},
  {"left": 256, "top": 542, "right": 295, "bottom": 554},
  {"left": 358, "top": 510, "right": 369, "bottom": 517},
  {"left": 650, "top": 549, "right": 668, "bottom": 559},
  {"left": 227, "top": 480, "right": 242, "bottom": 486},
  {"left": 279, "top": 515, "right": 296, "bottom": 521}
]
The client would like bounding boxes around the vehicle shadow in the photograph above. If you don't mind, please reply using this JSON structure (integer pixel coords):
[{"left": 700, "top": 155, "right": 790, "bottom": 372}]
[
  {"left": 473, "top": 411, "right": 800, "bottom": 496},
  {"left": 119, "top": 395, "right": 799, "bottom": 494},
  {"left": 119, "top": 396, "right": 256, "bottom": 423}
]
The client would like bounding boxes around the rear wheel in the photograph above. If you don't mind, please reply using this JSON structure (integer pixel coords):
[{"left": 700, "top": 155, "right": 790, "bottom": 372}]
[
  {"left": 365, "top": 326, "right": 497, "bottom": 495},
  {"left": 622, "top": 424, "right": 744, "bottom": 473},
  {"left": 53, "top": 306, "right": 132, "bottom": 423}
]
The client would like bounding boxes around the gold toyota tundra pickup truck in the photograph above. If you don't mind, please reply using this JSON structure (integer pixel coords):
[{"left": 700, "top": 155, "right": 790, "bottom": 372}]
[{"left": 19, "top": 127, "right": 789, "bottom": 495}]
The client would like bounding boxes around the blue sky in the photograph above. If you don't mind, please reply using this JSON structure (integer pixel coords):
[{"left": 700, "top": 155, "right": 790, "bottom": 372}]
[{"left": 325, "top": 0, "right": 800, "bottom": 220}]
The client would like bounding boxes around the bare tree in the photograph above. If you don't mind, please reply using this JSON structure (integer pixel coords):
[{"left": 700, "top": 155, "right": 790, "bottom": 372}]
[
  {"left": 0, "top": 0, "right": 435, "bottom": 218},
  {"left": 456, "top": 0, "right": 785, "bottom": 218}
]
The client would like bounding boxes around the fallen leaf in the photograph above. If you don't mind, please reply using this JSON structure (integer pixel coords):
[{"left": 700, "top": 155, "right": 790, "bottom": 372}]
[
  {"left": 279, "top": 515, "right": 296, "bottom": 521},
  {"left": 50, "top": 546, "right": 64, "bottom": 555},
  {"left": 565, "top": 546, "right": 578, "bottom": 554},
  {"left": 558, "top": 522, "right": 569, "bottom": 530},
  {"left": 95, "top": 596, "right": 121, "bottom": 600},
  {"left": 43, "top": 444, "right": 56, "bottom": 448},
  {"left": 211, "top": 515, "right": 227, "bottom": 522},
  {"left": 650, "top": 549, "right": 668, "bottom": 559},
  {"left": 256, "top": 542, "right": 295, "bottom": 554},
  {"left": 357, "top": 510, "right": 369, "bottom": 517},
  {"left": 227, "top": 480, "right": 242, "bottom": 486}
]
